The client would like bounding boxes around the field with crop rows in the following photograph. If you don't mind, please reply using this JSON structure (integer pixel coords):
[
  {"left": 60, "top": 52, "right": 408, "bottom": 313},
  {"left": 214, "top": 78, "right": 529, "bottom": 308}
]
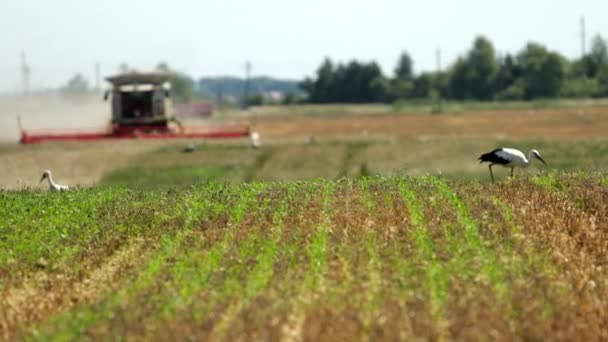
[
  {"left": 2, "top": 173, "right": 607, "bottom": 340},
  {"left": 2, "top": 104, "right": 608, "bottom": 340}
]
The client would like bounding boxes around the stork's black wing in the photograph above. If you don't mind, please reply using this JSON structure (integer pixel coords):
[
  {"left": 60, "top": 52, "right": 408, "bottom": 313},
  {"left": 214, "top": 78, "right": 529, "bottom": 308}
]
[{"left": 478, "top": 148, "right": 510, "bottom": 165}]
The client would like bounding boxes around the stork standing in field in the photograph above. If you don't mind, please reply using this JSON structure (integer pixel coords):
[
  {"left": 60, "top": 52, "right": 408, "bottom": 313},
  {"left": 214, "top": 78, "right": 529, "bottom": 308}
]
[
  {"left": 250, "top": 131, "right": 261, "bottom": 149},
  {"left": 40, "top": 170, "right": 69, "bottom": 191},
  {"left": 478, "top": 148, "right": 547, "bottom": 182}
]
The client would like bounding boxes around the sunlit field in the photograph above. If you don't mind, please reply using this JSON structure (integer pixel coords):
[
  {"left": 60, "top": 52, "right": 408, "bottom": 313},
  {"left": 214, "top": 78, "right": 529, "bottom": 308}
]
[
  {"left": 2, "top": 175, "right": 608, "bottom": 340},
  {"left": 1, "top": 104, "right": 608, "bottom": 340}
]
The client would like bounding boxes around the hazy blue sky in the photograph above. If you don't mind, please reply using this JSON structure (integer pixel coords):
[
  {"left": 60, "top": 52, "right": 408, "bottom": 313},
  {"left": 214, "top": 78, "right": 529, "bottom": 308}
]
[{"left": 1, "top": 0, "right": 607, "bottom": 92}]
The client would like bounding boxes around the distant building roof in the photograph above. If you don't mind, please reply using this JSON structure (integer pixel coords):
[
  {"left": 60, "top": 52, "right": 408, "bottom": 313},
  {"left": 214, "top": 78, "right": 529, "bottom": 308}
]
[{"left": 105, "top": 72, "right": 170, "bottom": 86}]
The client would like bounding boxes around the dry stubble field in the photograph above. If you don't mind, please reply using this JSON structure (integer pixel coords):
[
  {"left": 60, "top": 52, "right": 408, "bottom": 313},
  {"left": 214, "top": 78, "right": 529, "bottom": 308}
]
[
  {"left": 2, "top": 106, "right": 608, "bottom": 188},
  {"left": 1, "top": 105, "right": 608, "bottom": 340}
]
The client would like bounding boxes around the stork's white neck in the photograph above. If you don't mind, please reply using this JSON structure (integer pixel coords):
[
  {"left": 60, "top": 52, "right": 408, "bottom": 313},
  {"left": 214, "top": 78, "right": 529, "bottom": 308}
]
[
  {"left": 522, "top": 151, "right": 536, "bottom": 167},
  {"left": 46, "top": 174, "right": 57, "bottom": 188}
]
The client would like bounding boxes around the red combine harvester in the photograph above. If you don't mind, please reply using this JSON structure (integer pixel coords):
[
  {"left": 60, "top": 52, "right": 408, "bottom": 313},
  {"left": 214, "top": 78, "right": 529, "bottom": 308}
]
[{"left": 20, "top": 72, "right": 250, "bottom": 144}]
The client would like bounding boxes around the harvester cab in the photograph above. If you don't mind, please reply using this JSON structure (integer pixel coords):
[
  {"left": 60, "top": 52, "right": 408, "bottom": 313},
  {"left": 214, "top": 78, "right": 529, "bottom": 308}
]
[{"left": 104, "top": 72, "right": 174, "bottom": 134}]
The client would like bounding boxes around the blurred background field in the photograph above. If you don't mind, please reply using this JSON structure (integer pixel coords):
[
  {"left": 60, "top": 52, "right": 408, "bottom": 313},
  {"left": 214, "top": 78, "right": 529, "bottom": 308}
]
[{"left": 2, "top": 102, "right": 608, "bottom": 190}]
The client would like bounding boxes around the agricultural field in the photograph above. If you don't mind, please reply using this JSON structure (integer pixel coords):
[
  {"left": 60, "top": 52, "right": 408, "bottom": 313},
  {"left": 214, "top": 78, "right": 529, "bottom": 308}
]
[
  {"left": 3, "top": 106, "right": 608, "bottom": 190},
  {"left": 1, "top": 104, "right": 608, "bottom": 340},
  {"left": 2, "top": 174, "right": 608, "bottom": 340}
]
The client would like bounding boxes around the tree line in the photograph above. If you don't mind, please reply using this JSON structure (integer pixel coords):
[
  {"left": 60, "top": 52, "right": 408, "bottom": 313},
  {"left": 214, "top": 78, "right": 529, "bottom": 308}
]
[{"left": 300, "top": 35, "right": 608, "bottom": 103}]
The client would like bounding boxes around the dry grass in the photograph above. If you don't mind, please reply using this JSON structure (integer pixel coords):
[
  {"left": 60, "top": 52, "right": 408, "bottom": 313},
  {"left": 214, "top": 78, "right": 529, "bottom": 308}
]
[
  {"left": 2, "top": 105, "right": 608, "bottom": 190},
  {"left": 253, "top": 107, "right": 608, "bottom": 140},
  {"left": 0, "top": 140, "right": 175, "bottom": 190}
]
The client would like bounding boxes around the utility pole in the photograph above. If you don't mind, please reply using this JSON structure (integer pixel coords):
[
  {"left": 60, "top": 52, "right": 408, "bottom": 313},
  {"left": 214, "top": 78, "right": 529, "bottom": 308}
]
[
  {"left": 94, "top": 62, "right": 101, "bottom": 91},
  {"left": 242, "top": 60, "right": 252, "bottom": 110},
  {"left": 435, "top": 47, "right": 443, "bottom": 113},
  {"left": 435, "top": 47, "right": 442, "bottom": 73},
  {"left": 581, "top": 16, "right": 587, "bottom": 57},
  {"left": 20, "top": 51, "right": 30, "bottom": 96},
  {"left": 215, "top": 81, "right": 224, "bottom": 108}
]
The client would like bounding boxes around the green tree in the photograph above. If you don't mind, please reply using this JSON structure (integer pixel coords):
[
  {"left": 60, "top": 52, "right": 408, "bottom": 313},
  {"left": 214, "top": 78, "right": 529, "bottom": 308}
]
[
  {"left": 310, "top": 58, "right": 336, "bottom": 103},
  {"left": 339, "top": 61, "right": 385, "bottom": 102},
  {"left": 468, "top": 36, "right": 498, "bottom": 99},
  {"left": 495, "top": 54, "right": 521, "bottom": 98},
  {"left": 370, "top": 76, "right": 392, "bottom": 102},
  {"left": 590, "top": 34, "right": 608, "bottom": 68},
  {"left": 591, "top": 35, "right": 608, "bottom": 96},
  {"left": 394, "top": 51, "right": 414, "bottom": 81},
  {"left": 301, "top": 58, "right": 387, "bottom": 103},
  {"left": 567, "top": 35, "right": 608, "bottom": 97},
  {"left": 569, "top": 56, "right": 595, "bottom": 79},
  {"left": 597, "top": 68, "right": 608, "bottom": 96},
  {"left": 517, "top": 43, "right": 567, "bottom": 99},
  {"left": 446, "top": 58, "right": 469, "bottom": 99},
  {"left": 392, "top": 51, "right": 415, "bottom": 99},
  {"left": 411, "top": 72, "right": 435, "bottom": 98},
  {"left": 447, "top": 36, "right": 498, "bottom": 100}
]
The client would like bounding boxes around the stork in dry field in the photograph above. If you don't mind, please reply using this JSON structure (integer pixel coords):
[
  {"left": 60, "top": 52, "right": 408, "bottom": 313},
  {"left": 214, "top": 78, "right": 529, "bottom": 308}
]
[
  {"left": 40, "top": 170, "right": 69, "bottom": 191},
  {"left": 250, "top": 131, "right": 261, "bottom": 149},
  {"left": 478, "top": 148, "right": 547, "bottom": 182}
]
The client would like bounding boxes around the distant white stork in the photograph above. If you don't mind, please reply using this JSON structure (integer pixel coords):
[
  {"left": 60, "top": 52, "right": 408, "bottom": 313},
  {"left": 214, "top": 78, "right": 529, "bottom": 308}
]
[
  {"left": 40, "top": 170, "right": 69, "bottom": 191},
  {"left": 478, "top": 148, "right": 547, "bottom": 182},
  {"left": 250, "top": 131, "right": 261, "bottom": 149}
]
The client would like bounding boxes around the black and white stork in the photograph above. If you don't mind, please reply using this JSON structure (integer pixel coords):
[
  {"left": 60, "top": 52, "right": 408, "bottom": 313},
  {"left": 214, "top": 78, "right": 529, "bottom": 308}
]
[
  {"left": 478, "top": 148, "right": 547, "bottom": 182},
  {"left": 40, "top": 170, "right": 69, "bottom": 191}
]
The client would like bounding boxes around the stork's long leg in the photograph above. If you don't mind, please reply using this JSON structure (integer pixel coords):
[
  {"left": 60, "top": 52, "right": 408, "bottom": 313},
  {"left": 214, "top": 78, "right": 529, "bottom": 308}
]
[
  {"left": 489, "top": 164, "right": 495, "bottom": 183},
  {"left": 510, "top": 168, "right": 514, "bottom": 178}
]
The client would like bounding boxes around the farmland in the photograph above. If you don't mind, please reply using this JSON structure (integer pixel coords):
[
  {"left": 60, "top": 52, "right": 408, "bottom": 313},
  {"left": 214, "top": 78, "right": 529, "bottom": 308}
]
[
  {"left": 1, "top": 105, "right": 608, "bottom": 340},
  {"left": 2, "top": 174, "right": 608, "bottom": 340}
]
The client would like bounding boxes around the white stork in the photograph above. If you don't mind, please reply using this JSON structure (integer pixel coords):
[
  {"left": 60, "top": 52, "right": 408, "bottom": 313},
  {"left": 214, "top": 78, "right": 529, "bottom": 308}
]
[
  {"left": 40, "top": 170, "right": 69, "bottom": 191},
  {"left": 478, "top": 148, "right": 547, "bottom": 182},
  {"left": 250, "top": 131, "right": 261, "bottom": 149}
]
